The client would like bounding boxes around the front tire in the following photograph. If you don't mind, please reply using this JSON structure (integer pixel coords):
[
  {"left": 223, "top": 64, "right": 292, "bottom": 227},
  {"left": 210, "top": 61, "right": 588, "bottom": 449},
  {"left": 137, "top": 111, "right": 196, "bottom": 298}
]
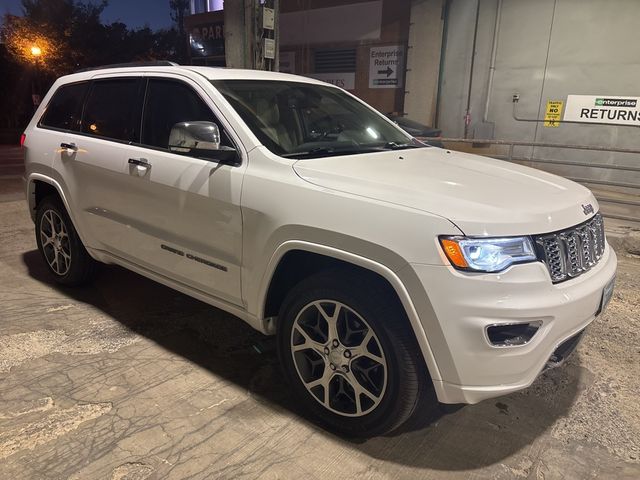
[
  {"left": 277, "top": 269, "right": 429, "bottom": 437},
  {"left": 35, "top": 196, "right": 97, "bottom": 286}
]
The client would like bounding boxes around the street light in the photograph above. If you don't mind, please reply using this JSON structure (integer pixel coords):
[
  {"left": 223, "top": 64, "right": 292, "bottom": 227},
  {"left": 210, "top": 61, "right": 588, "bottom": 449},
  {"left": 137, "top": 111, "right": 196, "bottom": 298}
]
[{"left": 30, "top": 46, "right": 43, "bottom": 109}]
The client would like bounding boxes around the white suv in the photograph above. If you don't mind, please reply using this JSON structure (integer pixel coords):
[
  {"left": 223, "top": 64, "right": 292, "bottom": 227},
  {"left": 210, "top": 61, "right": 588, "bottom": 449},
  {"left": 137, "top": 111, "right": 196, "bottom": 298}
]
[{"left": 22, "top": 63, "right": 617, "bottom": 436}]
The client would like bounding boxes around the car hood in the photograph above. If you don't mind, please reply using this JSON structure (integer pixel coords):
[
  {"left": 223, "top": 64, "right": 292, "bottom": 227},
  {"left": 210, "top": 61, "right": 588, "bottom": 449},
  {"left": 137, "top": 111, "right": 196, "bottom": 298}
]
[{"left": 292, "top": 148, "right": 598, "bottom": 236}]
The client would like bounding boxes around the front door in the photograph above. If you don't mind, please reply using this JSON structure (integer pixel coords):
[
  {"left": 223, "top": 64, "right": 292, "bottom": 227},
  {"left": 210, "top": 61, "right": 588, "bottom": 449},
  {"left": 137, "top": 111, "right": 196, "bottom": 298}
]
[{"left": 108, "top": 77, "right": 245, "bottom": 305}]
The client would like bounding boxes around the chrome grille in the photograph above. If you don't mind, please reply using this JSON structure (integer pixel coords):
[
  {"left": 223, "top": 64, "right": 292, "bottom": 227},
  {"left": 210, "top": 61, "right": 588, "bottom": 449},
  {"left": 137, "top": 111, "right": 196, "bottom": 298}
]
[{"left": 535, "top": 214, "right": 605, "bottom": 283}]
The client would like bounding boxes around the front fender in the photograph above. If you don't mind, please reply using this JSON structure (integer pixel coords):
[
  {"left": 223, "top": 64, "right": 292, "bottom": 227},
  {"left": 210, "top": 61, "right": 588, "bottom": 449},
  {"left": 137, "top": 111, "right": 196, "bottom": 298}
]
[{"left": 255, "top": 239, "right": 444, "bottom": 384}]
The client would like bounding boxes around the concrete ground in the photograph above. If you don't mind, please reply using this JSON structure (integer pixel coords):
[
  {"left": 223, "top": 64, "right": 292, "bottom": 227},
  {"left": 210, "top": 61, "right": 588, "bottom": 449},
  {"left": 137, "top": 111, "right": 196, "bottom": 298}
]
[{"left": 1, "top": 149, "right": 639, "bottom": 479}]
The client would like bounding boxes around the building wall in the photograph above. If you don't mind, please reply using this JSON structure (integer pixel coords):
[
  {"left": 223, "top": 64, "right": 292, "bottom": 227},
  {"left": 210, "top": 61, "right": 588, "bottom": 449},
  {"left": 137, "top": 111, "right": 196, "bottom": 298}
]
[
  {"left": 280, "top": 0, "right": 412, "bottom": 115},
  {"left": 184, "top": 0, "right": 444, "bottom": 123},
  {"left": 438, "top": 0, "right": 640, "bottom": 189},
  {"left": 404, "top": 0, "right": 445, "bottom": 126}
]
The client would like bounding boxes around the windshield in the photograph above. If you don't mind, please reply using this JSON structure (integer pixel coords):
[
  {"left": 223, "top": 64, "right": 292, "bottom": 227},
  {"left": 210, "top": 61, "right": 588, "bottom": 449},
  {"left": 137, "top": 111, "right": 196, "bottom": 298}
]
[{"left": 211, "top": 80, "right": 424, "bottom": 159}]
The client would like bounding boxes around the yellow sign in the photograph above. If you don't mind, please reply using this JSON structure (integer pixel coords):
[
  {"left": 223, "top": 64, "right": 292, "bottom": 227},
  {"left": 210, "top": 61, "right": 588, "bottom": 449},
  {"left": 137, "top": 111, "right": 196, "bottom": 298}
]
[{"left": 544, "top": 100, "right": 564, "bottom": 127}]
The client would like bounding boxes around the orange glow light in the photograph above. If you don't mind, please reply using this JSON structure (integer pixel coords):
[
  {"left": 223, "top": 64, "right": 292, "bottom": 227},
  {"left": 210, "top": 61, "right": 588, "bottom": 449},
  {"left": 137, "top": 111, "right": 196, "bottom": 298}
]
[{"left": 440, "top": 239, "right": 469, "bottom": 268}]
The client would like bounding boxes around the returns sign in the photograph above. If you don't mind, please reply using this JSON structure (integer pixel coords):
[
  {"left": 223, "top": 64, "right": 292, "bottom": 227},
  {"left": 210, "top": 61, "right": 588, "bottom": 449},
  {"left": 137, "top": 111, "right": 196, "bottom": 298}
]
[{"left": 564, "top": 94, "right": 640, "bottom": 126}]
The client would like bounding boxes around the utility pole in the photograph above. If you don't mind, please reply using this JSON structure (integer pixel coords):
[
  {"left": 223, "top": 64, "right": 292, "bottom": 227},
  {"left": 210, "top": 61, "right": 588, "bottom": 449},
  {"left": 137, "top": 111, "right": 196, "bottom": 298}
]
[
  {"left": 224, "top": 0, "right": 279, "bottom": 71},
  {"left": 260, "top": 0, "right": 278, "bottom": 71},
  {"left": 169, "top": 0, "right": 190, "bottom": 64},
  {"left": 223, "top": 0, "right": 246, "bottom": 68},
  {"left": 273, "top": 0, "right": 280, "bottom": 71}
]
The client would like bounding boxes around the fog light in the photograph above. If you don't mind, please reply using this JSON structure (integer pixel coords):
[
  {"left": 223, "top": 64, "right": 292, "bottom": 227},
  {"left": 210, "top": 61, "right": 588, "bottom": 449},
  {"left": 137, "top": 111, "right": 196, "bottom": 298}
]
[{"left": 486, "top": 321, "right": 542, "bottom": 347}]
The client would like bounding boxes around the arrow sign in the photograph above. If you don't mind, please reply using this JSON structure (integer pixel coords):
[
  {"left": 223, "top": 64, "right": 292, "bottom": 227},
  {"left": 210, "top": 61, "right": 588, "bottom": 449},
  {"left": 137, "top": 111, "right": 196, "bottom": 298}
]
[{"left": 369, "top": 45, "right": 404, "bottom": 89}]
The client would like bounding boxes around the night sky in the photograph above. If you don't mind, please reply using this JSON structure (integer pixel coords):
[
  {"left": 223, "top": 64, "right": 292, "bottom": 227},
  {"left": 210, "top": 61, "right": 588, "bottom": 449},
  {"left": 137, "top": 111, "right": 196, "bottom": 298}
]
[{"left": 1, "top": 0, "right": 174, "bottom": 30}]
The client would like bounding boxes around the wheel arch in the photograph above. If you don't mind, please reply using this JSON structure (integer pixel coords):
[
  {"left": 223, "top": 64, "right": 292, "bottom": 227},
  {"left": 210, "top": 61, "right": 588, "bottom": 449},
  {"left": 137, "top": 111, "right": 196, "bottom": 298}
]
[
  {"left": 27, "top": 174, "right": 69, "bottom": 220},
  {"left": 27, "top": 173, "right": 91, "bottom": 249},
  {"left": 258, "top": 240, "right": 443, "bottom": 383}
]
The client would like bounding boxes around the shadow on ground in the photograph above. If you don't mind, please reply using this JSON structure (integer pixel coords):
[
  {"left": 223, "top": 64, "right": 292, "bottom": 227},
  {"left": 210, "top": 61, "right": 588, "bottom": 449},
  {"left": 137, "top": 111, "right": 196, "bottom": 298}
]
[{"left": 22, "top": 249, "right": 580, "bottom": 471}]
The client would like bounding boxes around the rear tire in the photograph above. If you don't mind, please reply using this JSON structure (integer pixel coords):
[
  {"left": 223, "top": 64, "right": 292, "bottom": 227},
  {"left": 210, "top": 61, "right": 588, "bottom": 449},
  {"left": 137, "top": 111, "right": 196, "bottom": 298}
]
[
  {"left": 277, "top": 269, "right": 430, "bottom": 437},
  {"left": 35, "top": 196, "right": 97, "bottom": 286}
]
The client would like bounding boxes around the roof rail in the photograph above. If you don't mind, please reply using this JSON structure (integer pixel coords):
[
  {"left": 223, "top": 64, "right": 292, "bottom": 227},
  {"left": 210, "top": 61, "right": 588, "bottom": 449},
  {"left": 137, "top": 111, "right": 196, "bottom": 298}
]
[{"left": 75, "top": 61, "right": 179, "bottom": 73}]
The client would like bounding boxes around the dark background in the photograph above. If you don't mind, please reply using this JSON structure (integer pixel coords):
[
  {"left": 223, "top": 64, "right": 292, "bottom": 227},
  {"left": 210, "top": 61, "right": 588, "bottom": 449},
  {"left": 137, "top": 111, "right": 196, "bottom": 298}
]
[
  {"left": 0, "top": 0, "right": 188, "bottom": 143},
  {"left": 2, "top": 0, "right": 173, "bottom": 30}
]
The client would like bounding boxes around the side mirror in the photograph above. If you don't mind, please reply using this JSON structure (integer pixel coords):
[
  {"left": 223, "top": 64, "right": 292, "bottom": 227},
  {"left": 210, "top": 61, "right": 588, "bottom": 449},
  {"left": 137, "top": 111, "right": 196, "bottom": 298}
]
[{"left": 168, "top": 121, "right": 238, "bottom": 164}]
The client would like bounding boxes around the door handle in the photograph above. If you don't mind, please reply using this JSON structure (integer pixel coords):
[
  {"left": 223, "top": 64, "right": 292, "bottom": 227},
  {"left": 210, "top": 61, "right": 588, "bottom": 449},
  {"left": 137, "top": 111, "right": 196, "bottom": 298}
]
[
  {"left": 60, "top": 142, "right": 77, "bottom": 152},
  {"left": 128, "top": 158, "right": 151, "bottom": 168}
]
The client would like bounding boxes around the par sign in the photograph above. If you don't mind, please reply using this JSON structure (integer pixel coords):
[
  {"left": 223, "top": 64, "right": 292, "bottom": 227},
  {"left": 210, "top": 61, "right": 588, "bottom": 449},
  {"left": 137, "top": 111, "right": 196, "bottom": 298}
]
[
  {"left": 564, "top": 94, "right": 640, "bottom": 126},
  {"left": 369, "top": 45, "right": 404, "bottom": 89}
]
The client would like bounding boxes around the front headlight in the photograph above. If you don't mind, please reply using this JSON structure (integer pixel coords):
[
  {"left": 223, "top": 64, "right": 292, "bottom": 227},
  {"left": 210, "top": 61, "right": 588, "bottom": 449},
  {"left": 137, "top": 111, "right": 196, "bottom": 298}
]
[{"left": 439, "top": 236, "right": 537, "bottom": 273}]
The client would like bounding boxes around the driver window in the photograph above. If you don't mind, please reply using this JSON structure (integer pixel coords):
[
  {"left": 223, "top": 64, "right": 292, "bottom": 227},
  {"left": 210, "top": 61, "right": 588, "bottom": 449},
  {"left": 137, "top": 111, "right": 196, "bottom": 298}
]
[{"left": 141, "top": 79, "right": 229, "bottom": 150}]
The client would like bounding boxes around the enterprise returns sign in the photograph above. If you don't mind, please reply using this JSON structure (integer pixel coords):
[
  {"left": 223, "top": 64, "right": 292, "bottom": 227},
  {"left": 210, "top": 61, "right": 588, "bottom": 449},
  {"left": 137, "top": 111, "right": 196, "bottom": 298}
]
[{"left": 564, "top": 94, "right": 640, "bottom": 126}]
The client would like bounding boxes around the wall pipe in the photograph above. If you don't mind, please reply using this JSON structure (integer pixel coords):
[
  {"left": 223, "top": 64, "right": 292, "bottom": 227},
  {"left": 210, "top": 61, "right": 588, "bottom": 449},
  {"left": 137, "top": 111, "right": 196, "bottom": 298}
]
[
  {"left": 434, "top": 0, "right": 452, "bottom": 129},
  {"left": 482, "top": 0, "right": 502, "bottom": 123},
  {"left": 463, "top": 0, "right": 481, "bottom": 138}
]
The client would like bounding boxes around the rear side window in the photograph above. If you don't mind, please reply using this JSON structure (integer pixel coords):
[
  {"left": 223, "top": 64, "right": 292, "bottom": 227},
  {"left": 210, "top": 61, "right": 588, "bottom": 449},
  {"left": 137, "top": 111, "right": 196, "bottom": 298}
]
[
  {"left": 40, "top": 82, "right": 89, "bottom": 131},
  {"left": 141, "top": 79, "right": 220, "bottom": 149},
  {"left": 81, "top": 79, "right": 142, "bottom": 142}
]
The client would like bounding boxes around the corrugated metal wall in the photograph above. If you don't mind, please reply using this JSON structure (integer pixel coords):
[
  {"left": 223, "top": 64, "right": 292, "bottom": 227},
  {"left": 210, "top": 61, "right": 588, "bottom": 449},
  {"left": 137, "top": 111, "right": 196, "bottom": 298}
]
[{"left": 438, "top": 0, "right": 640, "bottom": 211}]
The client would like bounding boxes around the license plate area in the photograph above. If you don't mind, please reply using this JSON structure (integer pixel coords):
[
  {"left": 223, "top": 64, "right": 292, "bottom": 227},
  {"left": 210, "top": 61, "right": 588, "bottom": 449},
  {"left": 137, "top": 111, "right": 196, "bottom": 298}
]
[{"left": 596, "top": 276, "right": 616, "bottom": 316}]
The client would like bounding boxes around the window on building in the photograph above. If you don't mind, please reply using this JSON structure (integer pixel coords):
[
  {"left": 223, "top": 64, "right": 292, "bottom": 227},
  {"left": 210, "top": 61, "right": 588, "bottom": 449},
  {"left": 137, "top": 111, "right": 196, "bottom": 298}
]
[
  {"left": 190, "top": 0, "right": 224, "bottom": 14},
  {"left": 314, "top": 48, "right": 357, "bottom": 73}
]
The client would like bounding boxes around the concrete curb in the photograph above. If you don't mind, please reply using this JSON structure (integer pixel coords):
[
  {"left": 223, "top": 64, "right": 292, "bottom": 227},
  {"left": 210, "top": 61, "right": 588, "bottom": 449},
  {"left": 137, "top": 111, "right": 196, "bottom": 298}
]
[{"left": 606, "top": 226, "right": 640, "bottom": 256}]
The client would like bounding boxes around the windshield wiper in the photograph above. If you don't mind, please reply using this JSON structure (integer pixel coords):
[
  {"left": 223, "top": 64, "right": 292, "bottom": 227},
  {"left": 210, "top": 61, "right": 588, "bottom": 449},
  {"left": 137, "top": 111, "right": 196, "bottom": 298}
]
[
  {"left": 281, "top": 147, "right": 336, "bottom": 159},
  {"left": 383, "top": 142, "right": 420, "bottom": 150},
  {"left": 282, "top": 143, "right": 419, "bottom": 159}
]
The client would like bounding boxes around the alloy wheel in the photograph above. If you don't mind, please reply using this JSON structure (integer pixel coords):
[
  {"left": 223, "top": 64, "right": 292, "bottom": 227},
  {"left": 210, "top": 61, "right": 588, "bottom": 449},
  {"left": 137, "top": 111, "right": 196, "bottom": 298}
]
[
  {"left": 290, "top": 300, "right": 388, "bottom": 417},
  {"left": 40, "top": 209, "right": 72, "bottom": 276}
]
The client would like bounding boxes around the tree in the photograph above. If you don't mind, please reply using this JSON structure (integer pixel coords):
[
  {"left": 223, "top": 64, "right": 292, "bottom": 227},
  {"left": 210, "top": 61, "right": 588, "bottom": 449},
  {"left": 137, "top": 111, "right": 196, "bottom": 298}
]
[
  {"left": 3, "top": 0, "right": 184, "bottom": 73},
  {"left": 0, "top": 43, "right": 32, "bottom": 129},
  {"left": 2, "top": 14, "right": 64, "bottom": 74},
  {"left": 0, "top": 0, "right": 183, "bottom": 134},
  {"left": 2, "top": 0, "right": 108, "bottom": 75}
]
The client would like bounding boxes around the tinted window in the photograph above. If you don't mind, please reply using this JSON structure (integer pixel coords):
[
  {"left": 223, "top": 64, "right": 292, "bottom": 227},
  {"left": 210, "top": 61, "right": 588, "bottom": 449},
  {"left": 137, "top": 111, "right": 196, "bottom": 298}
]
[
  {"left": 82, "top": 79, "right": 142, "bottom": 142},
  {"left": 141, "top": 79, "right": 222, "bottom": 149},
  {"left": 40, "top": 82, "right": 89, "bottom": 131}
]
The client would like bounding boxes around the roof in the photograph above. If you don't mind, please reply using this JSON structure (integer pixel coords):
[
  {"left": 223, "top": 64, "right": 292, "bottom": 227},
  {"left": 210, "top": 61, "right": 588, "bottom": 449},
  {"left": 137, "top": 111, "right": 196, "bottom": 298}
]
[
  {"left": 61, "top": 63, "right": 325, "bottom": 86},
  {"left": 183, "top": 66, "right": 322, "bottom": 84}
]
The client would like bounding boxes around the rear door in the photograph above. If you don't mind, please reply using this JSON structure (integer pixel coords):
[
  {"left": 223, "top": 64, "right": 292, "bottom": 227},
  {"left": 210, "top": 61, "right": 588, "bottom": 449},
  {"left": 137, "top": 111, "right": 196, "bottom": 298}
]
[
  {"left": 51, "top": 75, "right": 145, "bottom": 251},
  {"left": 32, "top": 80, "right": 90, "bottom": 208}
]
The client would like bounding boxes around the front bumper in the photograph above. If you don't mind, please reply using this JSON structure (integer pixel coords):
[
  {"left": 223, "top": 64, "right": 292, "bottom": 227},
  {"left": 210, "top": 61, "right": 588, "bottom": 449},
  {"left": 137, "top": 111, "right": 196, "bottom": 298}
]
[{"left": 407, "top": 243, "right": 617, "bottom": 404}]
